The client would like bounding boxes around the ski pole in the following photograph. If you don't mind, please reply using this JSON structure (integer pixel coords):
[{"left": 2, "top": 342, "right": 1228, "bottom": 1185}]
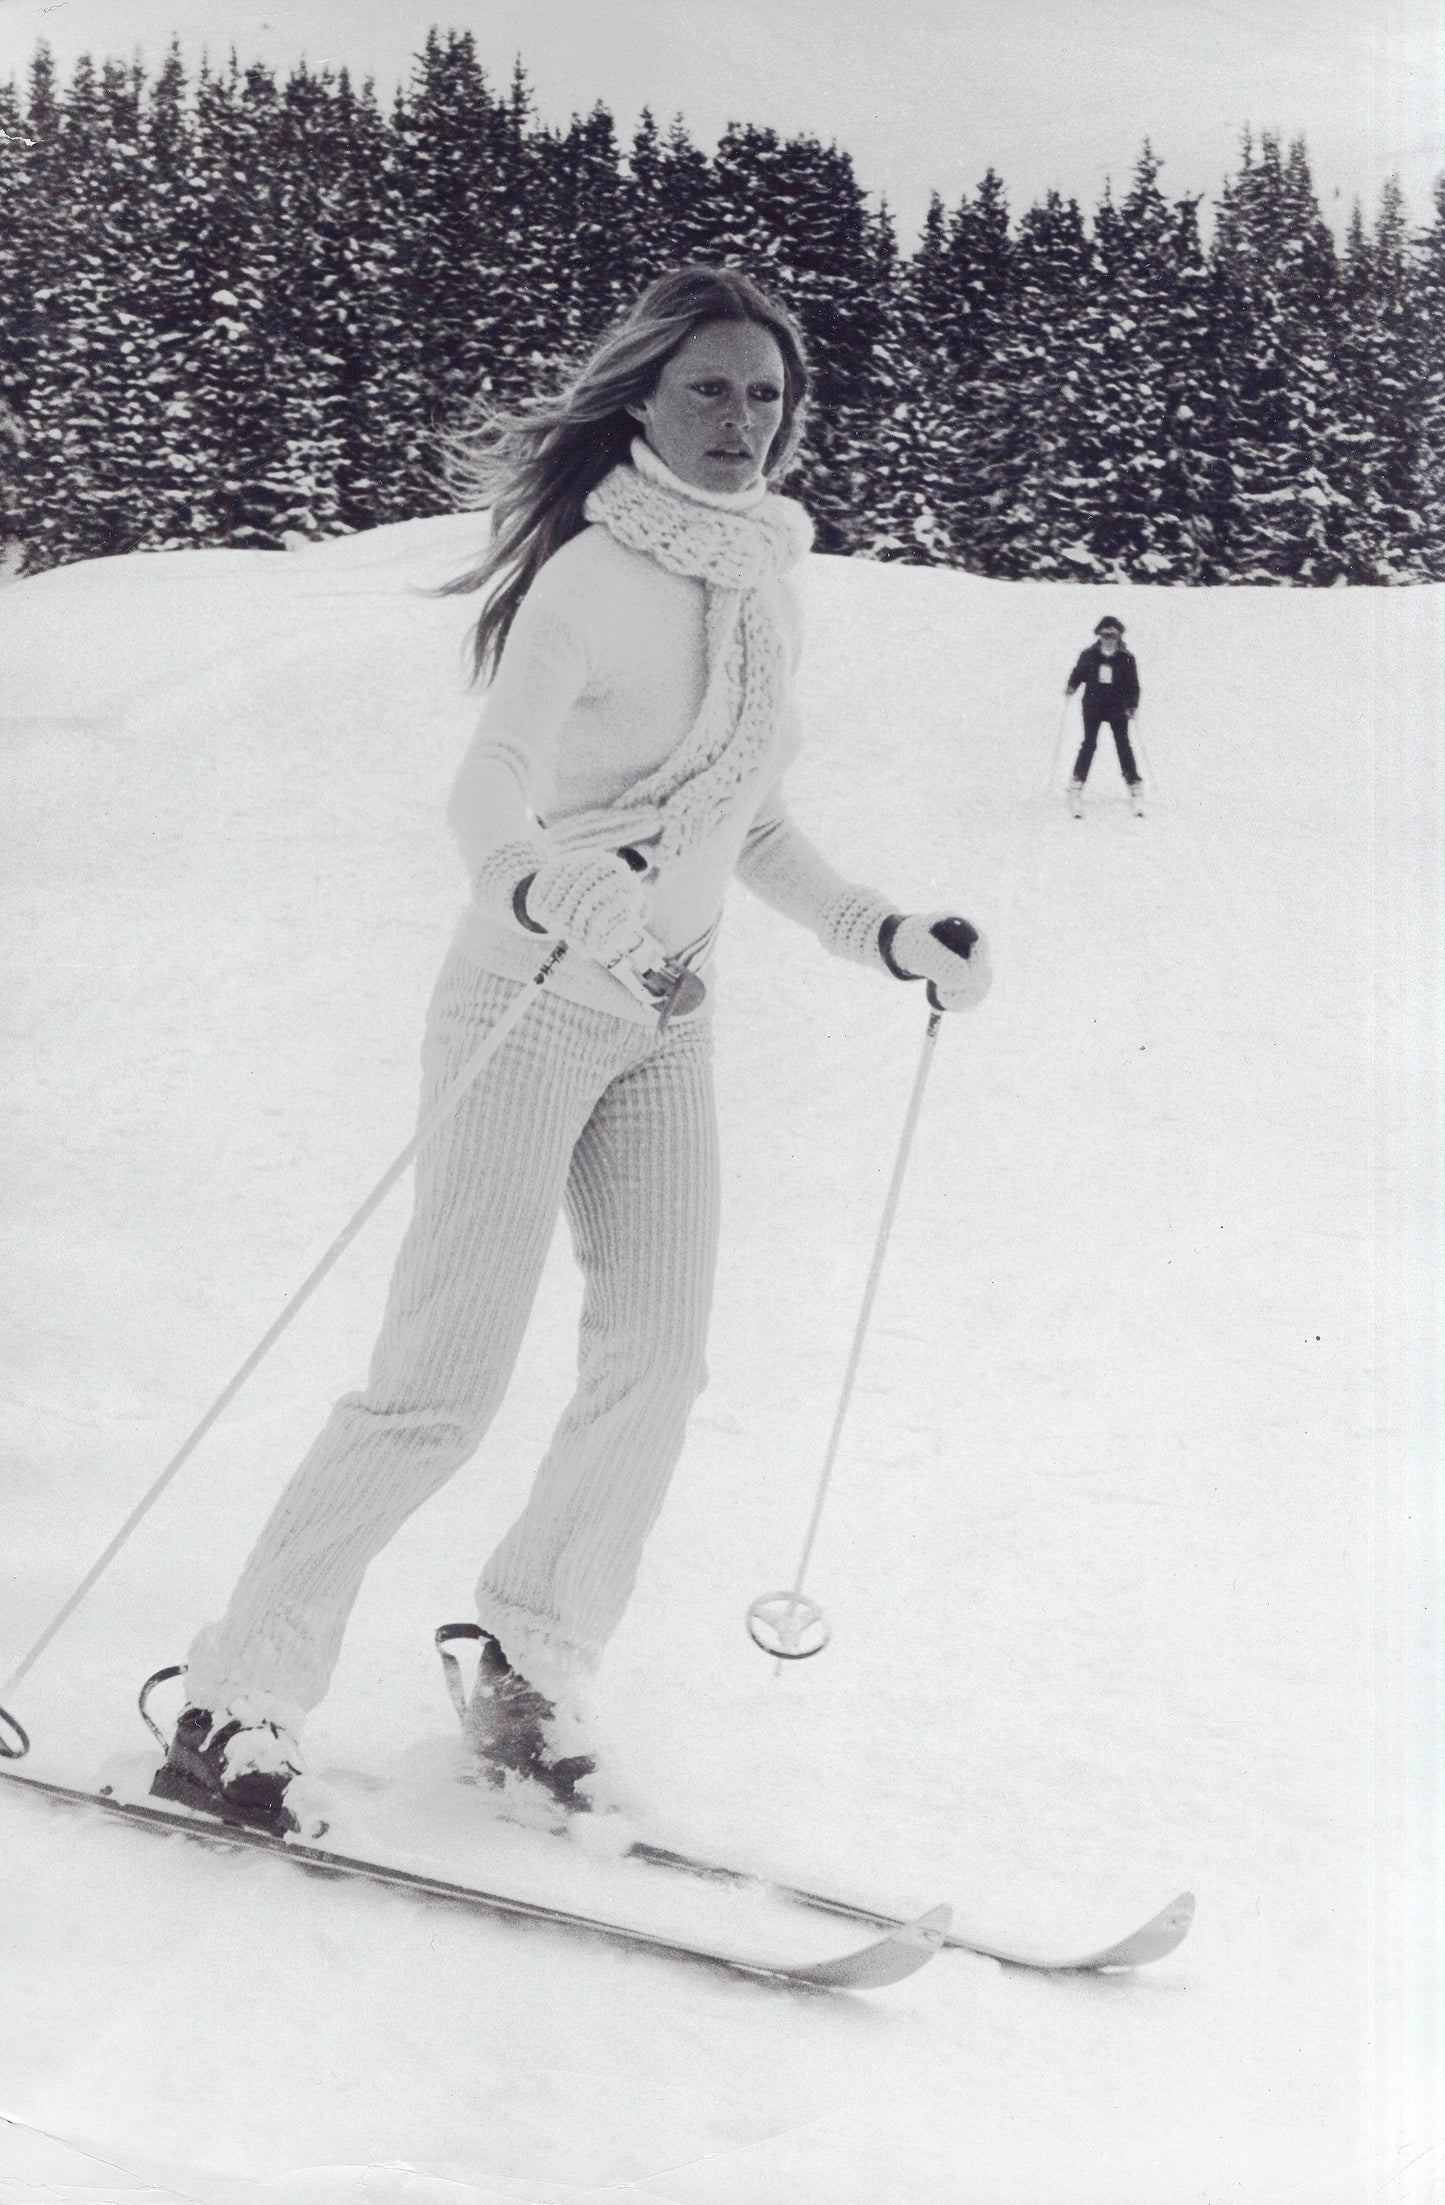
[
  {"left": 1046, "top": 695, "right": 1076, "bottom": 795},
  {"left": 0, "top": 940, "right": 571, "bottom": 1728},
  {"left": 1128, "top": 710, "right": 1154, "bottom": 793},
  {"left": 747, "top": 1007, "right": 944, "bottom": 1662}
]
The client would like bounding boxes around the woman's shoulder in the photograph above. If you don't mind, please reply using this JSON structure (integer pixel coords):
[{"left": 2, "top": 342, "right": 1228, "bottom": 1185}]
[
  {"left": 522, "top": 525, "right": 606, "bottom": 609},
  {"left": 775, "top": 571, "right": 804, "bottom": 663},
  {"left": 529, "top": 523, "right": 697, "bottom": 639},
  {"left": 536, "top": 522, "right": 688, "bottom": 599},
  {"left": 504, "top": 530, "right": 616, "bottom": 651}
]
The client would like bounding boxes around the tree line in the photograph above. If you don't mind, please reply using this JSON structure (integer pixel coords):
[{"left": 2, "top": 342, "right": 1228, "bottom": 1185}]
[{"left": 2, "top": 29, "right": 1442, "bottom": 584}]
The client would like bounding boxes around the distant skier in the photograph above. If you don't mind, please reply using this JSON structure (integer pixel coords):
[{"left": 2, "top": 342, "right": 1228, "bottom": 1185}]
[
  {"left": 1065, "top": 617, "right": 1144, "bottom": 816},
  {"left": 147, "top": 264, "right": 993, "bottom": 1837}
]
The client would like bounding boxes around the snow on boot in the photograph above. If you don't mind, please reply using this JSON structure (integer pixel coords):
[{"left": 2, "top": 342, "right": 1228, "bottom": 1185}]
[
  {"left": 150, "top": 1704, "right": 302, "bottom": 1837},
  {"left": 1129, "top": 781, "right": 1146, "bottom": 817},
  {"left": 1069, "top": 778, "right": 1086, "bottom": 819},
  {"left": 462, "top": 1633, "right": 596, "bottom": 1813}
]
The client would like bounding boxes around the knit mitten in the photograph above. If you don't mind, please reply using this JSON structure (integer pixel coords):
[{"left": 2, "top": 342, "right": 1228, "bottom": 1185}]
[
  {"left": 881, "top": 912, "right": 992, "bottom": 1013},
  {"left": 472, "top": 837, "right": 548, "bottom": 919},
  {"left": 520, "top": 851, "right": 646, "bottom": 962}
]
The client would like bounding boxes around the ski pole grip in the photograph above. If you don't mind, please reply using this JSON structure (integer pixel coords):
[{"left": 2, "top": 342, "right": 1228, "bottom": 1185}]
[
  {"left": 0, "top": 1703, "right": 30, "bottom": 1758},
  {"left": 435, "top": 1621, "right": 485, "bottom": 1720},
  {"left": 139, "top": 1664, "right": 187, "bottom": 1751}
]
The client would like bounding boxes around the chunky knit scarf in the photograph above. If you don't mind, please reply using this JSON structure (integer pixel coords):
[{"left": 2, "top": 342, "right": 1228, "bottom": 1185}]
[{"left": 575, "top": 442, "right": 814, "bottom": 865}]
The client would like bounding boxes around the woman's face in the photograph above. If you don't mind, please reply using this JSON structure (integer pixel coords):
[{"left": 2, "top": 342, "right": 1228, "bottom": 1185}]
[{"left": 630, "top": 319, "right": 787, "bottom": 494}]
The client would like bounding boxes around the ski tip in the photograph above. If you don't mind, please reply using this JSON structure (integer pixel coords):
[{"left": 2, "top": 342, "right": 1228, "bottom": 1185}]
[
  {"left": 1082, "top": 1889, "right": 1195, "bottom": 1970},
  {"left": 787, "top": 1903, "right": 952, "bottom": 1992}
]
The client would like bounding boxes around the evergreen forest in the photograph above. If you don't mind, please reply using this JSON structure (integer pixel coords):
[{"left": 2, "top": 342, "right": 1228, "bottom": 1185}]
[{"left": 2, "top": 30, "right": 1442, "bottom": 583}]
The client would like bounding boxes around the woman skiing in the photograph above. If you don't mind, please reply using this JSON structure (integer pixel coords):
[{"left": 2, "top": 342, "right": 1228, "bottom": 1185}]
[
  {"left": 1065, "top": 616, "right": 1144, "bottom": 815},
  {"left": 151, "top": 265, "right": 992, "bottom": 1836}
]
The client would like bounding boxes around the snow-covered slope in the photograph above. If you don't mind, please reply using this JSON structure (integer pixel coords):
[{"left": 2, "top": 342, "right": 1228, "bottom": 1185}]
[{"left": 0, "top": 522, "right": 1434, "bottom": 2203}]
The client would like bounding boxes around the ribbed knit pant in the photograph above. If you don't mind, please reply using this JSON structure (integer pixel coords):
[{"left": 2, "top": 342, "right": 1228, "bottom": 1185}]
[{"left": 185, "top": 947, "right": 720, "bottom": 1724}]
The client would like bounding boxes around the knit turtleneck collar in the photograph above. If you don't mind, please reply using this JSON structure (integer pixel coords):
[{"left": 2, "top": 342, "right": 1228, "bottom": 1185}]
[{"left": 630, "top": 435, "right": 769, "bottom": 512}]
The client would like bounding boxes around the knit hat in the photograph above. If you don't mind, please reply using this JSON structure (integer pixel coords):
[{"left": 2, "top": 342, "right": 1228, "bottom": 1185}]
[{"left": 1094, "top": 616, "right": 1125, "bottom": 636}]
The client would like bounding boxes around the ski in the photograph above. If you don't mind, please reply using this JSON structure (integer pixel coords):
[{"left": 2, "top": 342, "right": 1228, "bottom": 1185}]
[
  {"left": 430, "top": 1632, "right": 1193, "bottom": 1974},
  {"left": 625, "top": 1841, "right": 1194, "bottom": 1971},
  {"left": 0, "top": 1766, "right": 949, "bottom": 1994},
  {"left": 304, "top": 1769, "right": 1193, "bottom": 1972}
]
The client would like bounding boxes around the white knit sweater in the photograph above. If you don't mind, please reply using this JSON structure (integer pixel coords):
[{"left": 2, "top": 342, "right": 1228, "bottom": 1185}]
[{"left": 447, "top": 451, "right": 897, "bottom": 1023}]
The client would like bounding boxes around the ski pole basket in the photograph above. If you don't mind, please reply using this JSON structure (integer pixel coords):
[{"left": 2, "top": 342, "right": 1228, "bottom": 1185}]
[{"left": 0, "top": 1704, "right": 29, "bottom": 1759}]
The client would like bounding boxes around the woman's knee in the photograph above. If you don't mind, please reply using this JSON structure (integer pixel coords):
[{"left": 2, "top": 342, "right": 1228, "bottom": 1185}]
[
  {"left": 328, "top": 1389, "right": 492, "bottom": 1464},
  {"left": 581, "top": 1318, "right": 710, "bottom": 1414},
  {"left": 654, "top": 1332, "right": 710, "bottom": 1409}
]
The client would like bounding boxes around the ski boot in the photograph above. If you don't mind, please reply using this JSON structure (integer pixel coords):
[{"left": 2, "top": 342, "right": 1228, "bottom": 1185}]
[
  {"left": 1129, "top": 780, "right": 1146, "bottom": 818},
  {"left": 150, "top": 1703, "right": 302, "bottom": 1837},
  {"left": 461, "top": 1633, "right": 596, "bottom": 1813},
  {"left": 1069, "top": 778, "right": 1086, "bottom": 819}
]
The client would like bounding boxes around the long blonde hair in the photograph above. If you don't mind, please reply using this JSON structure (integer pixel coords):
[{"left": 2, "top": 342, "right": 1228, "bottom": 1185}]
[{"left": 442, "top": 265, "right": 811, "bottom": 682}]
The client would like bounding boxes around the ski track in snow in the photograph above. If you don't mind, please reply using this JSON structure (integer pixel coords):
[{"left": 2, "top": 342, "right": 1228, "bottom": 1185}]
[{"left": 0, "top": 519, "right": 1430, "bottom": 2203}]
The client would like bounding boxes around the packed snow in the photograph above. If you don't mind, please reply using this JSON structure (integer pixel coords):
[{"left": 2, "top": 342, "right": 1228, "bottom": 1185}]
[{"left": 0, "top": 519, "right": 1435, "bottom": 2203}]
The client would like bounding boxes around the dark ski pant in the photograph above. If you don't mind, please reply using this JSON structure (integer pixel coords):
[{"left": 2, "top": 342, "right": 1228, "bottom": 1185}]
[{"left": 1074, "top": 709, "right": 1140, "bottom": 787}]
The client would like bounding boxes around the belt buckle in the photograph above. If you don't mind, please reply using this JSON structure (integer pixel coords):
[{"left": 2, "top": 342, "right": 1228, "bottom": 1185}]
[{"left": 643, "top": 960, "right": 707, "bottom": 1030}]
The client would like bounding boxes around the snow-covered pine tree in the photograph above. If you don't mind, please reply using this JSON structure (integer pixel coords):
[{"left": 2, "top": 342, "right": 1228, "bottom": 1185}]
[
  {"left": 123, "top": 43, "right": 218, "bottom": 551},
  {"left": 838, "top": 200, "right": 936, "bottom": 559},
  {"left": 392, "top": 36, "right": 589, "bottom": 491},
  {"left": 926, "top": 170, "right": 1013, "bottom": 389},
  {"left": 800, "top": 188, "right": 904, "bottom": 550},
  {"left": 857, "top": 197, "right": 965, "bottom": 564},
  {"left": 624, "top": 112, "right": 721, "bottom": 282},
  {"left": 1060, "top": 150, "right": 1218, "bottom": 581},
  {"left": 548, "top": 103, "right": 634, "bottom": 352},
  {"left": 391, "top": 35, "right": 523, "bottom": 445},
  {"left": 907, "top": 193, "right": 949, "bottom": 337},
  {"left": 954, "top": 150, "right": 1225, "bottom": 583},
  {"left": 1209, "top": 132, "right": 1354, "bottom": 582},
  {"left": 1096, "top": 151, "right": 1227, "bottom": 581},
  {"left": 1376, "top": 177, "right": 1429, "bottom": 578},
  {"left": 176, "top": 56, "right": 300, "bottom": 548},
  {"left": 15, "top": 54, "right": 178, "bottom": 566},
  {"left": 1414, "top": 178, "right": 1445, "bottom": 580},
  {"left": 10, "top": 45, "right": 211, "bottom": 561},
  {"left": 485, "top": 66, "right": 593, "bottom": 393},
  {"left": 258, "top": 60, "right": 436, "bottom": 544},
  {"left": 623, "top": 106, "right": 665, "bottom": 272},
  {"left": 873, "top": 177, "right": 1015, "bottom": 566},
  {"left": 1151, "top": 190, "right": 1230, "bottom": 579},
  {"left": 1335, "top": 180, "right": 1427, "bottom": 580},
  {"left": 252, "top": 64, "right": 362, "bottom": 542},
  {"left": 316, "top": 68, "right": 432, "bottom": 533},
  {"left": 1335, "top": 201, "right": 1393, "bottom": 580},
  {"left": 946, "top": 187, "right": 1093, "bottom": 578},
  {"left": 2, "top": 51, "right": 74, "bottom": 563},
  {"left": 0, "top": 70, "right": 38, "bottom": 559}
]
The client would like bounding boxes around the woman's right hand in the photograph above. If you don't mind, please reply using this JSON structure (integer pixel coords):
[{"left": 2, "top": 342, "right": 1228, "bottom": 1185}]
[{"left": 519, "top": 851, "right": 647, "bottom": 962}]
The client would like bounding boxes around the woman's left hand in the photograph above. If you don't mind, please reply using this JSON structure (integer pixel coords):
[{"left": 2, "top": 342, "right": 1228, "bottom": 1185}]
[{"left": 882, "top": 913, "right": 993, "bottom": 1012}]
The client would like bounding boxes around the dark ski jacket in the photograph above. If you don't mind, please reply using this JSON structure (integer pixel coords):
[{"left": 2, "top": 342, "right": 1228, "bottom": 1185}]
[{"left": 1067, "top": 644, "right": 1140, "bottom": 716}]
